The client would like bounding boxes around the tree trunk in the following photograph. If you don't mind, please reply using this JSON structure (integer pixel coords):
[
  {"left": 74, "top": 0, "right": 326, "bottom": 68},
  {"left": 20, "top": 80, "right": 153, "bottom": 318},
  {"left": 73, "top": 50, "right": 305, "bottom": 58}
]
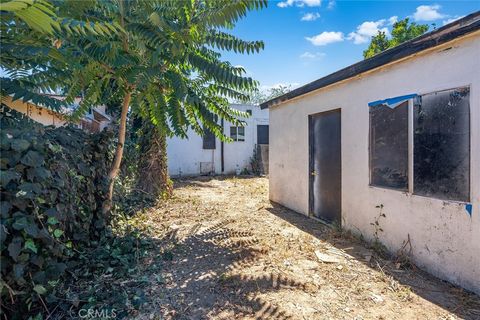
[
  {"left": 102, "top": 91, "right": 131, "bottom": 216},
  {"left": 136, "top": 120, "right": 173, "bottom": 198}
]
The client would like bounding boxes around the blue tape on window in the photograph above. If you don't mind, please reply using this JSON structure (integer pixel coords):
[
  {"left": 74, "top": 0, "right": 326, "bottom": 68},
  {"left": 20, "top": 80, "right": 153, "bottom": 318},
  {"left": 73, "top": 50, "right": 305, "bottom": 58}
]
[
  {"left": 465, "top": 204, "right": 472, "bottom": 217},
  {"left": 368, "top": 94, "right": 418, "bottom": 109}
]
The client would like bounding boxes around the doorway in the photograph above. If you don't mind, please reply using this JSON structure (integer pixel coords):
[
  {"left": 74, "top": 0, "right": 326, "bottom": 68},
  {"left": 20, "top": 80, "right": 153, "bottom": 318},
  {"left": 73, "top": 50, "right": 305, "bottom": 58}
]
[{"left": 309, "top": 109, "right": 342, "bottom": 224}]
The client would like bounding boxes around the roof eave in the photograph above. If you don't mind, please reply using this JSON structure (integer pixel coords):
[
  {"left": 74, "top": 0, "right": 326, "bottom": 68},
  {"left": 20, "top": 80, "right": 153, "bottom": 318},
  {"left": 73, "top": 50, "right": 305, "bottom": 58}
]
[{"left": 260, "top": 11, "right": 480, "bottom": 109}]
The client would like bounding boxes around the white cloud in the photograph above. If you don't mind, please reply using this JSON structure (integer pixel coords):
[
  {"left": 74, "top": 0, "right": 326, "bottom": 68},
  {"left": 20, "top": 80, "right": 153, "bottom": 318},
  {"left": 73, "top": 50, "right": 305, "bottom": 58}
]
[
  {"left": 278, "top": 0, "right": 321, "bottom": 8},
  {"left": 301, "top": 12, "right": 321, "bottom": 21},
  {"left": 413, "top": 5, "right": 445, "bottom": 21},
  {"left": 277, "top": 0, "right": 294, "bottom": 8},
  {"left": 299, "top": 51, "right": 326, "bottom": 59},
  {"left": 306, "top": 31, "right": 344, "bottom": 46},
  {"left": 442, "top": 15, "right": 465, "bottom": 25},
  {"left": 302, "top": 0, "right": 322, "bottom": 6},
  {"left": 327, "top": 0, "right": 335, "bottom": 10},
  {"left": 347, "top": 19, "right": 389, "bottom": 44},
  {"left": 388, "top": 16, "right": 398, "bottom": 25}
]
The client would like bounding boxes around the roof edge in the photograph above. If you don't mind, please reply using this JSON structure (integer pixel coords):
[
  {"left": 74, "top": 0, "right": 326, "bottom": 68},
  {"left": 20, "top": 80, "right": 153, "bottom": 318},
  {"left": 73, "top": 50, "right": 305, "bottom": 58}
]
[{"left": 261, "top": 11, "right": 480, "bottom": 109}]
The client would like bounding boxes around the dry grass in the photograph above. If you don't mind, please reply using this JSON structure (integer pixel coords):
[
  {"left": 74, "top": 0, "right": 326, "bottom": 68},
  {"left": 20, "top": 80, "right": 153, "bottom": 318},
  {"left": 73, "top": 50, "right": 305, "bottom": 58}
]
[{"left": 128, "top": 176, "right": 479, "bottom": 320}]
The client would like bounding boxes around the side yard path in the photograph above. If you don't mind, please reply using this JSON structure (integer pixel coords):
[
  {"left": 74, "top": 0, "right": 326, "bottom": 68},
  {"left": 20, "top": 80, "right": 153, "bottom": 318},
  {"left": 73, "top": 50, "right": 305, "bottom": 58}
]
[{"left": 132, "top": 177, "right": 479, "bottom": 319}]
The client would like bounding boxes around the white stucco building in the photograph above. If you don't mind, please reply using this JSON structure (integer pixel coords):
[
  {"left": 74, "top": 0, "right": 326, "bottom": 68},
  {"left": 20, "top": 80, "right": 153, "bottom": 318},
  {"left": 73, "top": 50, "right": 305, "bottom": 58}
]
[
  {"left": 167, "top": 104, "right": 269, "bottom": 176},
  {"left": 262, "top": 13, "right": 480, "bottom": 294}
]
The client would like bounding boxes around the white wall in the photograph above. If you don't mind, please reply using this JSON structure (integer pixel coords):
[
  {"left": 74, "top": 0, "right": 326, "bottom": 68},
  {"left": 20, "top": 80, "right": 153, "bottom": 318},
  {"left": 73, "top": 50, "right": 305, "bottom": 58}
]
[
  {"left": 269, "top": 33, "right": 480, "bottom": 294},
  {"left": 167, "top": 104, "right": 269, "bottom": 176}
]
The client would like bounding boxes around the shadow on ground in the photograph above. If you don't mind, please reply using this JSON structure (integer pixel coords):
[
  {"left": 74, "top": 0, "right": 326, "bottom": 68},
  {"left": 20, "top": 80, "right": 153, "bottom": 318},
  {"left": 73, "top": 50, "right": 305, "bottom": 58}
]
[
  {"left": 58, "top": 177, "right": 479, "bottom": 319},
  {"left": 143, "top": 219, "right": 298, "bottom": 319},
  {"left": 266, "top": 201, "right": 480, "bottom": 320}
]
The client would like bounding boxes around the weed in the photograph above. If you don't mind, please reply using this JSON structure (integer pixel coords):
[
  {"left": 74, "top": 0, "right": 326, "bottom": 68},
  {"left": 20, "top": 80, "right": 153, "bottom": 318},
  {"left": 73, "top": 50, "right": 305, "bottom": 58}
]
[
  {"left": 371, "top": 204, "right": 386, "bottom": 240},
  {"left": 370, "top": 205, "right": 389, "bottom": 257}
]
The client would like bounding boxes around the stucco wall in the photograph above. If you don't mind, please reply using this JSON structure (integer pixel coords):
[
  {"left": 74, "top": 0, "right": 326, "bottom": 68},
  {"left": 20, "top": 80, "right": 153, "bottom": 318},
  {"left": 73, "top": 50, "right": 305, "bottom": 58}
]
[
  {"left": 167, "top": 104, "right": 269, "bottom": 176},
  {"left": 269, "top": 33, "right": 480, "bottom": 294},
  {"left": 4, "top": 97, "right": 67, "bottom": 127}
]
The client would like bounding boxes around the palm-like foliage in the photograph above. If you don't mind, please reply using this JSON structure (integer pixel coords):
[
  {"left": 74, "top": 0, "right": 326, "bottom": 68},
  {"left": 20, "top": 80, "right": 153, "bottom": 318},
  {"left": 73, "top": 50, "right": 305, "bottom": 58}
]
[
  {"left": 0, "top": 0, "right": 121, "bottom": 110},
  {"left": 1, "top": 0, "right": 266, "bottom": 212}
]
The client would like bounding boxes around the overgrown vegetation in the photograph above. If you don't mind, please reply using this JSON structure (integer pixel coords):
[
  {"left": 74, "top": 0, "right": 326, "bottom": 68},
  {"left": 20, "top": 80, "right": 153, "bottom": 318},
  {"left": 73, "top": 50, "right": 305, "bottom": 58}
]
[
  {"left": 0, "top": 108, "right": 113, "bottom": 317},
  {"left": 0, "top": 1, "right": 269, "bottom": 318},
  {"left": 250, "top": 146, "right": 262, "bottom": 175},
  {"left": 1, "top": 0, "right": 268, "bottom": 213}
]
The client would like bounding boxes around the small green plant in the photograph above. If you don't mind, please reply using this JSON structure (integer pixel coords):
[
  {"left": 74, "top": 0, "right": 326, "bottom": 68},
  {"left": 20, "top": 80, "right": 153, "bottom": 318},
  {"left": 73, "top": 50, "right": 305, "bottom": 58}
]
[
  {"left": 371, "top": 204, "right": 386, "bottom": 241},
  {"left": 370, "top": 204, "right": 389, "bottom": 257},
  {"left": 249, "top": 146, "right": 262, "bottom": 175}
]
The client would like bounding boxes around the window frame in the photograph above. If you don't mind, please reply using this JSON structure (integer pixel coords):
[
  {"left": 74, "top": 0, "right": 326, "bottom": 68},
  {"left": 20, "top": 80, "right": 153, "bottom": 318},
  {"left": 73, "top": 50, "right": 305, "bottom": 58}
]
[
  {"left": 202, "top": 113, "right": 217, "bottom": 150},
  {"left": 368, "top": 86, "right": 471, "bottom": 203},
  {"left": 230, "top": 126, "right": 245, "bottom": 142}
]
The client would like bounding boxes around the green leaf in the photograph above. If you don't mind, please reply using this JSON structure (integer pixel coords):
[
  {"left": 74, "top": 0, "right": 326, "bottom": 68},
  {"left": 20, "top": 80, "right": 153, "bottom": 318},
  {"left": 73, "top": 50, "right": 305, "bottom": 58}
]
[
  {"left": 33, "top": 284, "right": 47, "bottom": 295},
  {"left": 21, "top": 151, "right": 44, "bottom": 167},
  {"left": 24, "top": 239, "right": 38, "bottom": 253},
  {"left": 47, "top": 216, "right": 59, "bottom": 225},
  {"left": 11, "top": 139, "right": 30, "bottom": 152},
  {"left": 12, "top": 216, "right": 28, "bottom": 230},
  {"left": 53, "top": 229, "right": 64, "bottom": 238},
  {"left": 8, "top": 237, "right": 23, "bottom": 261},
  {"left": 0, "top": 170, "right": 21, "bottom": 187}
]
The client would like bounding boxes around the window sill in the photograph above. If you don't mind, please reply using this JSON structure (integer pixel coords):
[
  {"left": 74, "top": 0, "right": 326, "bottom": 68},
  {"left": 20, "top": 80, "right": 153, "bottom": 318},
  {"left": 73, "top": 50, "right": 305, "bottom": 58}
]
[{"left": 368, "top": 185, "right": 471, "bottom": 204}]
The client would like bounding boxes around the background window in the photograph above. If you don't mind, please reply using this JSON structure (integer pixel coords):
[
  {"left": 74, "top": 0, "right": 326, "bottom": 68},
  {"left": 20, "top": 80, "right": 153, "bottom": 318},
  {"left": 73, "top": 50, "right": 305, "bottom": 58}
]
[
  {"left": 369, "top": 101, "right": 408, "bottom": 190},
  {"left": 230, "top": 126, "right": 237, "bottom": 140},
  {"left": 237, "top": 126, "right": 245, "bottom": 141},
  {"left": 202, "top": 128, "right": 215, "bottom": 149},
  {"left": 202, "top": 113, "right": 216, "bottom": 149},
  {"left": 414, "top": 87, "right": 470, "bottom": 201},
  {"left": 230, "top": 126, "right": 245, "bottom": 141}
]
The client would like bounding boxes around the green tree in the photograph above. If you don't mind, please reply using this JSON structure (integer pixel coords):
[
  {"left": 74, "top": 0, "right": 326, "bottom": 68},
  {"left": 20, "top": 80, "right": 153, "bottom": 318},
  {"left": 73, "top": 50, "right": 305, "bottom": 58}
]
[
  {"left": 0, "top": 0, "right": 121, "bottom": 110},
  {"left": 362, "top": 31, "right": 390, "bottom": 59},
  {"left": 363, "top": 18, "right": 429, "bottom": 59},
  {"left": 2, "top": 0, "right": 267, "bottom": 213},
  {"left": 235, "top": 84, "right": 292, "bottom": 105}
]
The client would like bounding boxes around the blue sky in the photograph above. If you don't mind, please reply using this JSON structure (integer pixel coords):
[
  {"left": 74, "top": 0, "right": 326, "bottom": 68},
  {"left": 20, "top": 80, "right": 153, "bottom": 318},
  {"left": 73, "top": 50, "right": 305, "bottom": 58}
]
[{"left": 223, "top": 1, "right": 480, "bottom": 91}]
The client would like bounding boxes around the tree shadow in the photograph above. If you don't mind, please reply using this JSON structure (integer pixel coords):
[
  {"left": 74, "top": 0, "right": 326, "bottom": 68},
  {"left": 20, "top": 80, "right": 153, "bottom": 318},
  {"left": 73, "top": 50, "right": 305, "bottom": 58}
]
[
  {"left": 173, "top": 174, "right": 260, "bottom": 189},
  {"left": 141, "top": 219, "right": 299, "bottom": 319},
  {"left": 56, "top": 218, "right": 297, "bottom": 319},
  {"left": 265, "top": 201, "right": 480, "bottom": 320}
]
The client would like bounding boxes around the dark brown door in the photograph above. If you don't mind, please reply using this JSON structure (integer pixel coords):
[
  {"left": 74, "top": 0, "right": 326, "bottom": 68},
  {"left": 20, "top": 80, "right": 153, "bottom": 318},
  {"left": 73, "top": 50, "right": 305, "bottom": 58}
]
[
  {"left": 309, "top": 109, "right": 341, "bottom": 224},
  {"left": 257, "top": 125, "right": 269, "bottom": 144}
]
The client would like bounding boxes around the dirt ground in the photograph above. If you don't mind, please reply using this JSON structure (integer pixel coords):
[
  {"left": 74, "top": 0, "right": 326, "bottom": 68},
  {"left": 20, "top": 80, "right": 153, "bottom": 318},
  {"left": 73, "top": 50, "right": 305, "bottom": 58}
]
[{"left": 132, "top": 176, "right": 480, "bottom": 320}]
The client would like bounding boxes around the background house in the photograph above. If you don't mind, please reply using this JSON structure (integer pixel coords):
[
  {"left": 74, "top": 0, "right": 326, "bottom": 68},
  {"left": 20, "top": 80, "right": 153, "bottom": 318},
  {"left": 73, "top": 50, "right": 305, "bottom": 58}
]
[
  {"left": 2, "top": 95, "right": 110, "bottom": 133},
  {"left": 167, "top": 104, "right": 269, "bottom": 177},
  {"left": 262, "top": 13, "right": 480, "bottom": 294}
]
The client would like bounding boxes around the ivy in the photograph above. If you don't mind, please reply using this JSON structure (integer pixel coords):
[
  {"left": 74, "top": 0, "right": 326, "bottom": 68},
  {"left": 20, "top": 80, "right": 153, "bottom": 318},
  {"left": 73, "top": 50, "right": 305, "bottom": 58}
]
[{"left": 0, "top": 106, "right": 113, "bottom": 318}]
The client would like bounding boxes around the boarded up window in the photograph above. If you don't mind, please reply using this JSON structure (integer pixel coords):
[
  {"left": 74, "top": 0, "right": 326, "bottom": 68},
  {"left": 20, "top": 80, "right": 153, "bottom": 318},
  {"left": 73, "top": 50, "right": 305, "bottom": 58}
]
[
  {"left": 369, "top": 101, "right": 408, "bottom": 190},
  {"left": 414, "top": 87, "right": 470, "bottom": 201},
  {"left": 257, "top": 125, "right": 269, "bottom": 144}
]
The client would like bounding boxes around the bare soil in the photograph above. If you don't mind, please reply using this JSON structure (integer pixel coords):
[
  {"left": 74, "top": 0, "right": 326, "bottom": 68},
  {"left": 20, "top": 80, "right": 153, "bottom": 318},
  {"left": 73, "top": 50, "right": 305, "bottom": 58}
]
[{"left": 131, "top": 176, "right": 480, "bottom": 320}]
